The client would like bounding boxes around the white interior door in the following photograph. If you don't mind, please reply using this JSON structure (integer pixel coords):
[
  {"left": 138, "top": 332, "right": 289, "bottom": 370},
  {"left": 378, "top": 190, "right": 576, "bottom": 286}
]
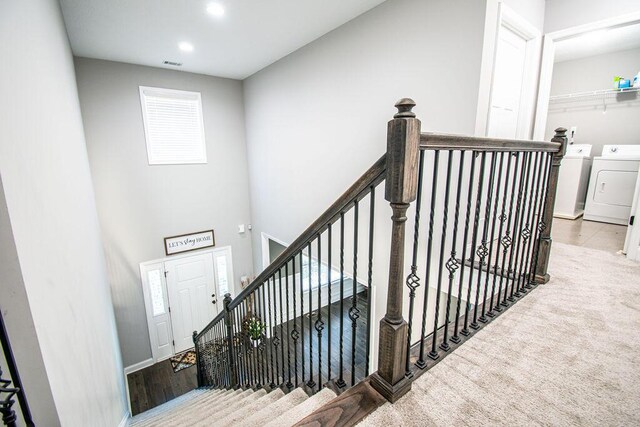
[
  {"left": 166, "top": 252, "right": 218, "bottom": 353},
  {"left": 487, "top": 25, "right": 528, "bottom": 139},
  {"left": 141, "top": 263, "right": 174, "bottom": 361}
]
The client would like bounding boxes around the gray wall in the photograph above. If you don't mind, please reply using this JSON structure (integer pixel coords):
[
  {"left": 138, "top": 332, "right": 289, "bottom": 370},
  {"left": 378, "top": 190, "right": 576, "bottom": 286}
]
[
  {"left": 544, "top": 0, "right": 640, "bottom": 33},
  {"left": 243, "top": 0, "right": 487, "bottom": 271},
  {"left": 0, "top": 0, "right": 127, "bottom": 425},
  {"left": 74, "top": 58, "right": 255, "bottom": 368},
  {"left": 545, "top": 48, "right": 640, "bottom": 156}
]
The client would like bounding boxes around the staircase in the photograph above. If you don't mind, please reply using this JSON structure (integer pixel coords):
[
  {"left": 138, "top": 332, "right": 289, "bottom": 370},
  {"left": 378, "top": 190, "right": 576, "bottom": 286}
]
[
  {"left": 129, "top": 386, "right": 336, "bottom": 427},
  {"left": 128, "top": 99, "right": 567, "bottom": 427}
]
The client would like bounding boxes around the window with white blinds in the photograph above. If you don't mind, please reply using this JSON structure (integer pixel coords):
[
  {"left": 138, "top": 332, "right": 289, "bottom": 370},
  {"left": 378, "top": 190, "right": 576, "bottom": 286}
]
[{"left": 139, "top": 86, "right": 207, "bottom": 165}]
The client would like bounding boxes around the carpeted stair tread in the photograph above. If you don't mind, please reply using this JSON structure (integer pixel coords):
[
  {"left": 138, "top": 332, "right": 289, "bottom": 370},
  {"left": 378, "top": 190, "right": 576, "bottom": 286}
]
[
  {"left": 146, "top": 388, "right": 242, "bottom": 427},
  {"left": 190, "top": 388, "right": 265, "bottom": 427},
  {"left": 264, "top": 387, "right": 337, "bottom": 427},
  {"left": 216, "top": 388, "right": 286, "bottom": 427},
  {"left": 130, "top": 389, "right": 208, "bottom": 425},
  {"left": 239, "top": 387, "right": 308, "bottom": 427}
]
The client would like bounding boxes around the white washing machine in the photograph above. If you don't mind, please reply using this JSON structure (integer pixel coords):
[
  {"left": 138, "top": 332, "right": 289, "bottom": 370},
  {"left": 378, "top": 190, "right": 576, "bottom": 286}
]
[
  {"left": 554, "top": 144, "right": 592, "bottom": 219},
  {"left": 583, "top": 145, "right": 640, "bottom": 225}
]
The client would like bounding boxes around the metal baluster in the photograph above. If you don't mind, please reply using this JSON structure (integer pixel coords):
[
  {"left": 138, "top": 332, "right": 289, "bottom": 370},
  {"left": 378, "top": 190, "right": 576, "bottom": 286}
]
[
  {"left": 476, "top": 152, "right": 498, "bottom": 325},
  {"left": 518, "top": 152, "right": 541, "bottom": 294},
  {"left": 260, "top": 284, "right": 269, "bottom": 388},
  {"left": 327, "top": 223, "right": 333, "bottom": 382},
  {"left": 500, "top": 153, "right": 522, "bottom": 307},
  {"left": 271, "top": 275, "right": 280, "bottom": 386},
  {"left": 285, "top": 264, "right": 293, "bottom": 389},
  {"left": 488, "top": 153, "right": 508, "bottom": 315},
  {"left": 248, "top": 296, "right": 257, "bottom": 386},
  {"left": 529, "top": 153, "right": 552, "bottom": 287},
  {"left": 316, "top": 234, "right": 324, "bottom": 391},
  {"left": 417, "top": 150, "right": 439, "bottom": 368},
  {"left": 509, "top": 152, "right": 532, "bottom": 300},
  {"left": 299, "top": 251, "right": 306, "bottom": 387},
  {"left": 240, "top": 299, "right": 250, "bottom": 386},
  {"left": 292, "top": 255, "right": 299, "bottom": 387},
  {"left": 267, "top": 276, "right": 276, "bottom": 387},
  {"left": 278, "top": 268, "right": 286, "bottom": 387},
  {"left": 441, "top": 151, "right": 464, "bottom": 350},
  {"left": 462, "top": 152, "right": 487, "bottom": 336},
  {"left": 307, "top": 242, "right": 316, "bottom": 389},
  {"left": 405, "top": 151, "right": 425, "bottom": 374},
  {"left": 350, "top": 200, "right": 360, "bottom": 386},
  {"left": 255, "top": 289, "right": 264, "bottom": 388},
  {"left": 429, "top": 150, "right": 453, "bottom": 359},
  {"left": 365, "top": 187, "right": 375, "bottom": 376},
  {"left": 336, "top": 213, "right": 346, "bottom": 388},
  {"left": 451, "top": 151, "right": 476, "bottom": 343}
]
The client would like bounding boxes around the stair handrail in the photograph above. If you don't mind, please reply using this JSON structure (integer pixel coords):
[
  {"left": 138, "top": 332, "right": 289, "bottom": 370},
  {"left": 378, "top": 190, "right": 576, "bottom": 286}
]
[
  {"left": 0, "top": 311, "right": 34, "bottom": 427},
  {"left": 195, "top": 153, "right": 387, "bottom": 341}
]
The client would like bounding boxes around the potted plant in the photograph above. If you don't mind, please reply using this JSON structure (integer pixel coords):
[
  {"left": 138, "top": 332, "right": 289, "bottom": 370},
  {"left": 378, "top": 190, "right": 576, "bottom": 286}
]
[{"left": 245, "top": 316, "right": 265, "bottom": 346}]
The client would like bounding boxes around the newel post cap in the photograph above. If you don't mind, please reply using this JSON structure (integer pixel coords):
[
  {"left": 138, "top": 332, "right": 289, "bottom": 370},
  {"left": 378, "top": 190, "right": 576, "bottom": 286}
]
[
  {"left": 553, "top": 127, "right": 568, "bottom": 157},
  {"left": 394, "top": 98, "right": 416, "bottom": 118}
]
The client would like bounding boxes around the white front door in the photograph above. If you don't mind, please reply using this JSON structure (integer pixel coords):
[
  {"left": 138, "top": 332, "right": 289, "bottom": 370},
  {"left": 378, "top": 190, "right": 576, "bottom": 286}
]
[
  {"left": 166, "top": 252, "right": 218, "bottom": 353},
  {"left": 487, "top": 25, "right": 528, "bottom": 139}
]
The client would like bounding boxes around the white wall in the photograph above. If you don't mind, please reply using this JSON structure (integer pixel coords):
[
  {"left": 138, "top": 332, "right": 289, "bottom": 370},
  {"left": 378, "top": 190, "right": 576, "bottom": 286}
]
[
  {"left": 0, "top": 1, "right": 127, "bottom": 426},
  {"left": 545, "top": 48, "right": 640, "bottom": 155},
  {"left": 544, "top": 0, "right": 640, "bottom": 33},
  {"left": 0, "top": 175, "right": 60, "bottom": 426},
  {"left": 74, "top": 58, "right": 255, "bottom": 367}
]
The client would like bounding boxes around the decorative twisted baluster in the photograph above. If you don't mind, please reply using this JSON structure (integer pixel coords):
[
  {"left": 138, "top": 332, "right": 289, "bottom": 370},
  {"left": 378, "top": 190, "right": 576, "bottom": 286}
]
[
  {"left": 441, "top": 150, "right": 464, "bottom": 350},
  {"left": 405, "top": 150, "right": 425, "bottom": 375}
]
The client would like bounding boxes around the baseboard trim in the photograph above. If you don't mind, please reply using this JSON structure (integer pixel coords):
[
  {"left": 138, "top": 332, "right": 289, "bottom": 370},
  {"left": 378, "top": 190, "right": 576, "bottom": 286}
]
[
  {"left": 117, "top": 412, "right": 129, "bottom": 427},
  {"left": 124, "top": 358, "right": 154, "bottom": 375}
]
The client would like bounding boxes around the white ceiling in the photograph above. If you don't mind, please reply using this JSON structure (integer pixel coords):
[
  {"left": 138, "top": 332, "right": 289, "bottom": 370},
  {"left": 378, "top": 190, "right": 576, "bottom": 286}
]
[
  {"left": 555, "top": 22, "right": 640, "bottom": 63},
  {"left": 59, "top": 0, "right": 387, "bottom": 79}
]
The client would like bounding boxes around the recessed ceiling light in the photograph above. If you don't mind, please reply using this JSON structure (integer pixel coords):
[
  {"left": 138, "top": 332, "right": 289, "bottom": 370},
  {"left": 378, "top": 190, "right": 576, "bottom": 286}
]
[
  {"left": 178, "top": 42, "right": 194, "bottom": 52},
  {"left": 206, "top": 2, "right": 225, "bottom": 17}
]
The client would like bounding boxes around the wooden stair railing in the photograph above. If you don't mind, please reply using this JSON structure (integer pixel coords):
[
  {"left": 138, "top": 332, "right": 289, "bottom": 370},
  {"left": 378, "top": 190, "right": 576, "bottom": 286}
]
[{"left": 194, "top": 99, "right": 567, "bottom": 418}]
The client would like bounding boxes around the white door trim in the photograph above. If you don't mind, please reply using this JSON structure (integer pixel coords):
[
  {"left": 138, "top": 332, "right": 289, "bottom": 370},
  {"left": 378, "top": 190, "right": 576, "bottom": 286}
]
[
  {"left": 532, "top": 11, "right": 640, "bottom": 140},
  {"left": 261, "top": 232, "right": 290, "bottom": 270},
  {"left": 476, "top": 2, "right": 542, "bottom": 139},
  {"left": 140, "top": 246, "right": 234, "bottom": 363}
]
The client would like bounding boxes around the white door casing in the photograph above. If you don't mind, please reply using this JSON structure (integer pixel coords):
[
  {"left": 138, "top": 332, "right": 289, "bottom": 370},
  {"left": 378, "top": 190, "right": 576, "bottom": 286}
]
[
  {"left": 486, "top": 5, "right": 540, "bottom": 139},
  {"left": 624, "top": 167, "right": 640, "bottom": 261}
]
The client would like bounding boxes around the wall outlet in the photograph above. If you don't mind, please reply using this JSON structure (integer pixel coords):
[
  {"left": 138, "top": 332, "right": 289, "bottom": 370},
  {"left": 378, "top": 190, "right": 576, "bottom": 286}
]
[{"left": 238, "top": 224, "right": 245, "bottom": 233}]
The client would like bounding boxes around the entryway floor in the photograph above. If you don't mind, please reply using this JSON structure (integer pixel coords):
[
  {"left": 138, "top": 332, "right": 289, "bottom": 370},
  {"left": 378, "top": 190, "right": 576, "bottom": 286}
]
[
  {"left": 552, "top": 217, "right": 627, "bottom": 253},
  {"left": 128, "top": 358, "right": 197, "bottom": 415}
]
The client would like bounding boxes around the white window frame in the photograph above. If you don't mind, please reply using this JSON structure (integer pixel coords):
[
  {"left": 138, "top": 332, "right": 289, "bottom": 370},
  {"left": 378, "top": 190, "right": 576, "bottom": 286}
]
[{"left": 139, "top": 86, "right": 207, "bottom": 165}]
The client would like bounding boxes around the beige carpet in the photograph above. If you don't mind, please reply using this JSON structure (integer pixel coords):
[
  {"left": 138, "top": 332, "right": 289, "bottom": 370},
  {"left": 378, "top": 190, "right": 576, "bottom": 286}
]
[{"left": 359, "top": 242, "right": 640, "bottom": 426}]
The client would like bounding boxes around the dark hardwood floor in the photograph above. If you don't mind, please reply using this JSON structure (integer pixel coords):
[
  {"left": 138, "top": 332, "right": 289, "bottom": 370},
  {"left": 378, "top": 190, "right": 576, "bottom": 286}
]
[
  {"left": 127, "top": 357, "right": 197, "bottom": 415},
  {"left": 236, "top": 288, "right": 371, "bottom": 392}
]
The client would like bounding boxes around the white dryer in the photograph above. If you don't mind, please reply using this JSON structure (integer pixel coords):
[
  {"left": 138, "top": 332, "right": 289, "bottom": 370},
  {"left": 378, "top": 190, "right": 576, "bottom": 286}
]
[
  {"left": 583, "top": 145, "right": 640, "bottom": 225},
  {"left": 554, "top": 144, "right": 592, "bottom": 219}
]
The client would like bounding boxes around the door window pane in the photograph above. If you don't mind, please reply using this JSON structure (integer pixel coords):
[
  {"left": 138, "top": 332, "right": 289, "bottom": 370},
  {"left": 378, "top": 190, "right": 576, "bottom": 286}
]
[
  {"left": 216, "top": 256, "right": 229, "bottom": 296},
  {"left": 148, "top": 269, "right": 166, "bottom": 316}
]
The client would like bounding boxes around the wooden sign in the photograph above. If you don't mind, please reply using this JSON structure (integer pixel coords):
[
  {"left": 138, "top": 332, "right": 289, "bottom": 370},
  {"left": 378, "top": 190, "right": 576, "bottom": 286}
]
[{"left": 164, "top": 230, "right": 215, "bottom": 256}]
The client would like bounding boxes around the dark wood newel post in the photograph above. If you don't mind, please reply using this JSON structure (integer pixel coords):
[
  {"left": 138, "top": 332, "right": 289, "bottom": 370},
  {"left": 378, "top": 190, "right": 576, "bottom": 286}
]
[
  {"left": 535, "top": 127, "right": 567, "bottom": 284},
  {"left": 370, "top": 98, "right": 420, "bottom": 403},
  {"left": 192, "top": 330, "right": 202, "bottom": 387},
  {"left": 223, "top": 293, "right": 238, "bottom": 388}
]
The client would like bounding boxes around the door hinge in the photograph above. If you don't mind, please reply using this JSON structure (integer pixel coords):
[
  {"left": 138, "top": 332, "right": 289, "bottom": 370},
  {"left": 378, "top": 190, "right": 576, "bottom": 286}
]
[
  {"left": 630, "top": 215, "right": 635, "bottom": 226},
  {"left": 164, "top": 270, "right": 169, "bottom": 277},
  {"left": 168, "top": 306, "right": 171, "bottom": 313},
  {"left": 172, "top": 340, "right": 175, "bottom": 346}
]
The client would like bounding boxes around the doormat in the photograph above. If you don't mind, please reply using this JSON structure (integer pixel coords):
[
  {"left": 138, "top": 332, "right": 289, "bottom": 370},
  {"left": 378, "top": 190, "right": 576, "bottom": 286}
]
[{"left": 170, "top": 350, "right": 196, "bottom": 373}]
